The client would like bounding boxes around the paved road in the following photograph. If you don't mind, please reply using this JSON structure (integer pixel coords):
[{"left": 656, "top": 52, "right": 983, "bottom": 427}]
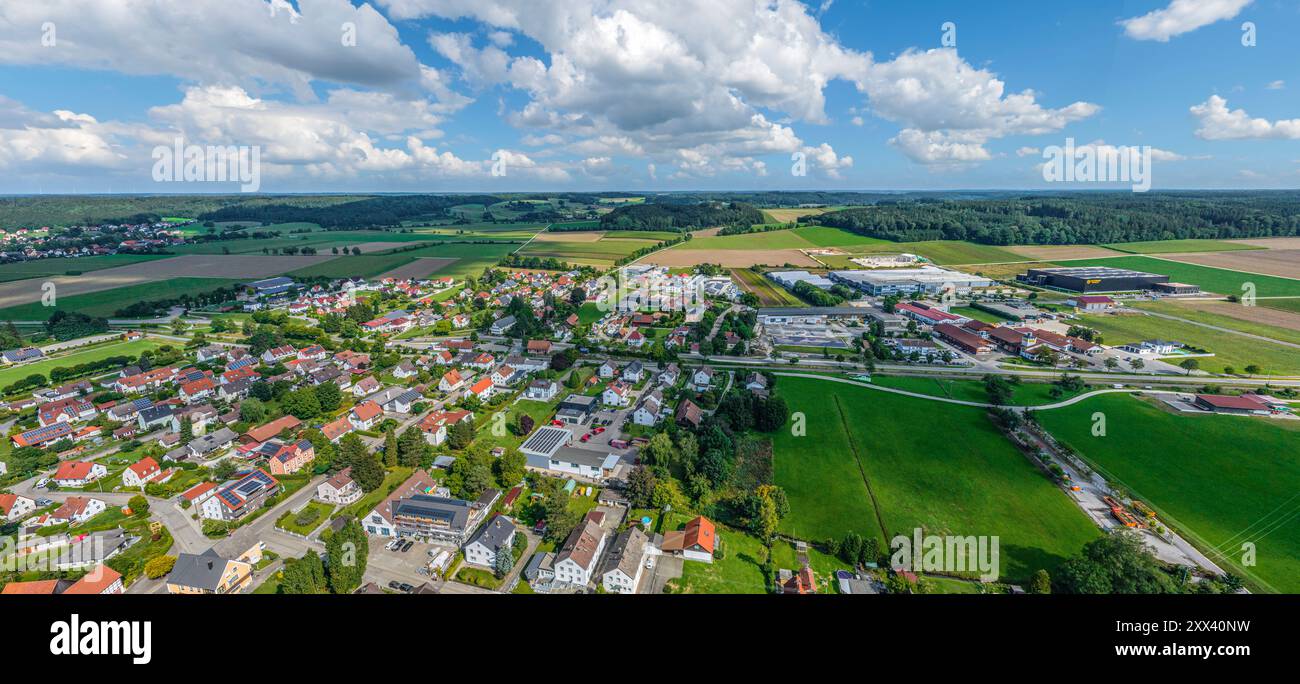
[
  {"left": 215, "top": 474, "right": 325, "bottom": 558},
  {"left": 773, "top": 371, "right": 1143, "bottom": 411},
  {"left": 691, "top": 353, "right": 1300, "bottom": 387}
]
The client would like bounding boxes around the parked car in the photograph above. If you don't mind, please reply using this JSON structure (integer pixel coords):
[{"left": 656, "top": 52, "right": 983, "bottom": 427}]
[
  {"left": 398, "top": 582, "right": 414, "bottom": 593},
  {"left": 401, "top": 540, "right": 414, "bottom": 552},
  {"left": 388, "top": 580, "right": 402, "bottom": 591}
]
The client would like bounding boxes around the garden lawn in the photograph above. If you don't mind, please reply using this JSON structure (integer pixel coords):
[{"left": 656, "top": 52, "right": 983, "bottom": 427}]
[
  {"left": 275, "top": 501, "right": 335, "bottom": 536},
  {"left": 772, "top": 375, "right": 1099, "bottom": 582},
  {"left": 1036, "top": 393, "right": 1300, "bottom": 593},
  {"left": 665, "top": 513, "right": 771, "bottom": 594}
]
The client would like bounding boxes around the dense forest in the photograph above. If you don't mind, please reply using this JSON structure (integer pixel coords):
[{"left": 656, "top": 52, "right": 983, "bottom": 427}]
[
  {"left": 599, "top": 201, "right": 765, "bottom": 231},
  {"left": 812, "top": 193, "right": 1300, "bottom": 245},
  {"left": 197, "top": 194, "right": 507, "bottom": 229}
]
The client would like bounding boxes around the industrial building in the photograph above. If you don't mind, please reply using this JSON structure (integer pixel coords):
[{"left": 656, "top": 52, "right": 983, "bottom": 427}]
[
  {"left": 1017, "top": 266, "right": 1168, "bottom": 293},
  {"left": 768, "top": 270, "right": 835, "bottom": 290},
  {"left": 829, "top": 266, "right": 992, "bottom": 296}
]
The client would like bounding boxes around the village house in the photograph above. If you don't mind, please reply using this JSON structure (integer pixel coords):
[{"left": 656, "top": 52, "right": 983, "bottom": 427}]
[
  {"left": 464, "top": 515, "right": 517, "bottom": 568},
  {"left": 553, "top": 512, "right": 608, "bottom": 587},
  {"left": 316, "top": 467, "right": 362, "bottom": 505},
  {"left": 52, "top": 461, "right": 107, "bottom": 488}
]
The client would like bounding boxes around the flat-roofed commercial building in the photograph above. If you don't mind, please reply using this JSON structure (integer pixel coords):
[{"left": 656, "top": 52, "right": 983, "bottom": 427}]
[
  {"left": 1017, "top": 266, "right": 1168, "bottom": 293},
  {"left": 830, "top": 266, "right": 992, "bottom": 296}
]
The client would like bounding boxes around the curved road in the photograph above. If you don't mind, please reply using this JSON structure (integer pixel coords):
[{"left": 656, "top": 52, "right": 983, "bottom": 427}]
[{"left": 775, "top": 372, "right": 1145, "bottom": 411}]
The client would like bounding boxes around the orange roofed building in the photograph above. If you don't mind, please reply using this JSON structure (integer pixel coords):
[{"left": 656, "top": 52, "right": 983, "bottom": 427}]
[{"left": 660, "top": 515, "right": 716, "bottom": 563}]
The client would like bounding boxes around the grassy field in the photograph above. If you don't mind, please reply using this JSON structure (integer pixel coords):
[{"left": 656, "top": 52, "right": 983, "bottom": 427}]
[
  {"left": 730, "top": 268, "right": 804, "bottom": 306},
  {"left": 1077, "top": 311, "right": 1300, "bottom": 375},
  {"left": 868, "top": 375, "right": 1083, "bottom": 406},
  {"left": 1057, "top": 255, "right": 1300, "bottom": 297},
  {"left": 0, "top": 254, "right": 172, "bottom": 283},
  {"left": 772, "top": 376, "right": 1099, "bottom": 582},
  {"left": 1261, "top": 298, "right": 1300, "bottom": 315},
  {"left": 287, "top": 241, "right": 521, "bottom": 280},
  {"left": 790, "top": 226, "right": 892, "bottom": 248},
  {"left": 664, "top": 512, "right": 772, "bottom": 594},
  {"left": 0, "top": 338, "right": 169, "bottom": 387},
  {"left": 1103, "top": 239, "right": 1263, "bottom": 254},
  {"left": 516, "top": 232, "right": 666, "bottom": 267},
  {"left": 0, "top": 278, "right": 241, "bottom": 320},
  {"left": 1037, "top": 393, "right": 1300, "bottom": 593},
  {"left": 1130, "top": 301, "right": 1300, "bottom": 346}
]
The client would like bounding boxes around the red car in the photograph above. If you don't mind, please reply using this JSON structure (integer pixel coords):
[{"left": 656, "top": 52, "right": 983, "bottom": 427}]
[
  {"left": 580, "top": 433, "right": 592, "bottom": 442},
  {"left": 593, "top": 427, "right": 606, "bottom": 434},
  {"left": 550, "top": 419, "right": 564, "bottom": 426}
]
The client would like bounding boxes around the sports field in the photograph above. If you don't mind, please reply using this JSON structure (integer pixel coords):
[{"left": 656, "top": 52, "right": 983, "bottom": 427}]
[
  {"left": 1056, "top": 255, "right": 1300, "bottom": 297},
  {"left": 772, "top": 376, "right": 1099, "bottom": 581},
  {"left": 0, "top": 338, "right": 168, "bottom": 387},
  {"left": 1037, "top": 393, "right": 1300, "bottom": 593}
]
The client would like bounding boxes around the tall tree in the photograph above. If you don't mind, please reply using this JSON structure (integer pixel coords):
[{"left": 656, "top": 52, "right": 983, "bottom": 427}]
[{"left": 326, "top": 518, "right": 369, "bottom": 594}]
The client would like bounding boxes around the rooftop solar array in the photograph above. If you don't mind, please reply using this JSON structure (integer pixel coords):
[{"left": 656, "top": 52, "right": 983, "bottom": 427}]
[{"left": 520, "top": 426, "right": 571, "bottom": 457}]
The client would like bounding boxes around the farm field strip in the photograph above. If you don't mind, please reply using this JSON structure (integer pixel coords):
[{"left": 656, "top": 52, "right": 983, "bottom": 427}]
[
  {"left": 0, "top": 254, "right": 333, "bottom": 314},
  {"left": 729, "top": 268, "right": 804, "bottom": 306},
  {"left": 1076, "top": 311, "right": 1300, "bottom": 375},
  {"left": 1103, "top": 239, "right": 1264, "bottom": 254},
  {"left": 1160, "top": 249, "right": 1300, "bottom": 280},
  {"left": 1037, "top": 393, "right": 1300, "bottom": 593},
  {"left": 773, "top": 376, "right": 1099, "bottom": 581}
]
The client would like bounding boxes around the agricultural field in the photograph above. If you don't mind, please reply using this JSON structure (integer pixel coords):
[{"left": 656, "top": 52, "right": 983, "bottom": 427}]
[
  {"left": 0, "top": 254, "right": 333, "bottom": 316},
  {"left": 374, "top": 258, "right": 459, "bottom": 280},
  {"left": 761, "top": 207, "right": 844, "bottom": 223},
  {"left": 515, "top": 231, "right": 667, "bottom": 267},
  {"left": 1261, "top": 298, "right": 1300, "bottom": 315},
  {"left": 772, "top": 376, "right": 1099, "bottom": 581},
  {"left": 1103, "top": 239, "right": 1263, "bottom": 254},
  {"left": 1056, "top": 256, "right": 1300, "bottom": 297},
  {"left": 791, "top": 225, "right": 893, "bottom": 248},
  {"left": 1076, "top": 311, "right": 1300, "bottom": 375},
  {"left": 0, "top": 278, "right": 242, "bottom": 321},
  {"left": 1131, "top": 300, "right": 1300, "bottom": 340},
  {"left": 1004, "top": 245, "right": 1122, "bottom": 261},
  {"left": 729, "top": 268, "right": 804, "bottom": 306},
  {"left": 0, "top": 254, "right": 172, "bottom": 283},
  {"left": 0, "top": 338, "right": 169, "bottom": 388},
  {"left": 1162, "top": 249, "right": 1300, "bottom": 280},
  {"left": 289, "top": 241, "right": 520, "bottom": 280},
  {"left": 1037, "top": 393, "right": 1300, "bottom": 593}
]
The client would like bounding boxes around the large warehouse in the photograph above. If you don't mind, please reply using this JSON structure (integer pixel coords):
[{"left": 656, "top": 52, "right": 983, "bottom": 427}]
[
  {"left": 829, "top": 266, "right": 992, "bottom": 296},
  {"left": 1017, "top": 266, "right": 1169, "bottom": 293}
]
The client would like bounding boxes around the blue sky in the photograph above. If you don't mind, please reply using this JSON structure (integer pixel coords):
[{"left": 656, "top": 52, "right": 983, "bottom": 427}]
[{"left": 0, "top": 0, "right": 1296, "bottom": 193}]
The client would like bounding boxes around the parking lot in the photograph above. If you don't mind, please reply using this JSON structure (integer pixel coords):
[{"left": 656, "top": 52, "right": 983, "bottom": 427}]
[{"left": 363, "top": 535, "right": 455, "bottom": 592}]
